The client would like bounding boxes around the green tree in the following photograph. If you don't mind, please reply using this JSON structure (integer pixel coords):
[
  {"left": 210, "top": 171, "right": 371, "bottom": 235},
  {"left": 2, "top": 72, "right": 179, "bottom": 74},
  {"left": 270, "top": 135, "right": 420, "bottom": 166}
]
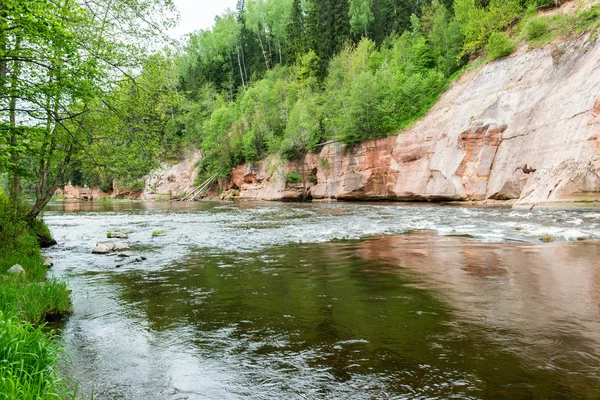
[
  {"left": 265, "top": 0, "right": 293, "bottom": 64},
  {"left": 285, "top": 0, "right": 306, "bottom": 64},
  {"left": 455, "top": 0, "right": 522, "bottom": 55},
  {"left": 0, "top": 0, "right": 177, "bottom": 219},
  {"left": 246, "top": 0, "right": 272, "bottom": 70},
  {"left": 349, "top": 0, "right": 375, "bottom": 38}
]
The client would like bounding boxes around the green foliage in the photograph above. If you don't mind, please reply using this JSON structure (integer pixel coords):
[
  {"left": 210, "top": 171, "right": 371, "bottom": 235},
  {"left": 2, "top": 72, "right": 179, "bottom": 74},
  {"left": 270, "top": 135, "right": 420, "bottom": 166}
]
[
  {"left": 455, "top": 0, "right": 523, "bottom": 55},
  {"left": 486, "top": 32, "right": 515, "bottom": 60},
  {"left": 285, "top": 171, "right": 302, "bottom": 183},
  {"left": 0, "top": 190, "right": 75, "bottom": 399},
  {"left": 0, "top": 0, "right": 177, "bottom": 219},
  {"left": 525, "top": 18, "right": 549, "bottom": 41},
  {"left": 15, "top": 0, "right": 592, "bottom": 190},
  {"left": 516, "top": 3, "right": 600, "bottom": 48},
  {"left": 0, "top": 276, "right": 72, "bottom": 325},
  {"left": 0, "top": 191, "right": 46, "bottom": 279},
  {"left": 350, "top": 0, "right": 375, "bottom": 38},
  {"left": 0, "top": 312, "right": 80, "bottom": 399},
  {"left": 152, "top": 230, "right": 166, "bottom": 237}
]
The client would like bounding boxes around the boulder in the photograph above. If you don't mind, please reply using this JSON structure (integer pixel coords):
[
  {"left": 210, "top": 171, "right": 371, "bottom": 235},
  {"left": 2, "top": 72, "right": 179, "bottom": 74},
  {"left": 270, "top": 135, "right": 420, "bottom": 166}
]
[
  {"left": 220, "top": 189, "right": 240, "bottom": 201},
  {"left": 115, "top": 256, "right": 146, "bottom": 269},
  {"left": 92, "top": 241, "right": 130, "bottom": 254},
  {"left": 37, "top": 233, "right": 57, "bottom": 248},
  {"left": 41, "top": 254, "right": 54, "bottom": 269},
  {"left": 92, "top": 244, "right": 112, "bottom": 254},
  {"left": 109, "top": 232, "right": 129, "bottom": 239},
  {"left": 8, "top": 264, "right": 26, "bottom": 276},
  {"left": 113, "top": 243, "right": 131, "bottom": 252}
]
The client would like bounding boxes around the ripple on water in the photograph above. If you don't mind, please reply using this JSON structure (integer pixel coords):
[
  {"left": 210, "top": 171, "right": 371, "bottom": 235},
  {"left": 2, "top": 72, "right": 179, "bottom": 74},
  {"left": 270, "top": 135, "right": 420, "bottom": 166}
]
[{"left": 43, "top": 201, "right": 600, "bottom": 399}]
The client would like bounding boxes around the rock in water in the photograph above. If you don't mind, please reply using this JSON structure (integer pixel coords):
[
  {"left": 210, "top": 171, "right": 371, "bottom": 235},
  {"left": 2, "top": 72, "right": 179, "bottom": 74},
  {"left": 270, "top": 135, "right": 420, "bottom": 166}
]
[
  {"left": 8, "top": 264, "right": 26, "bottom": 276},
  {"left": 113, "top": 243, "right": 130, "bottom": 252},
  {"left": 92, "top": 244, "right": 112, "bottom": 254},
  {"left": 37, "top": 234, "right": 57, "bottom": 248},
  {"left": 41, "top": 254, "right": 54, "bottom": 268},
  {"left": 92, "top": 240, "right": 130, "bottom": 254},
  {"left": 110, "top": 232, "right": 129, "bottom": 239}
]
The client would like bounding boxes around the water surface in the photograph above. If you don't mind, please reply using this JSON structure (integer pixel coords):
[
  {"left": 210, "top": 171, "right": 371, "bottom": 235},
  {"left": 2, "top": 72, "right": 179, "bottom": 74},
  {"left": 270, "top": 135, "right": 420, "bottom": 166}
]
[{"left": 44, "top": 201, "right": 600, "bottom": 399}]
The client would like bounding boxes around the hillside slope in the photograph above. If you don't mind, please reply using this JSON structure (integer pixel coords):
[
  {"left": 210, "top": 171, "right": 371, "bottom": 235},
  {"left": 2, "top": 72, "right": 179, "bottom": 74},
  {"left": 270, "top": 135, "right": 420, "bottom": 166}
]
[{"left": 230, "top": 32, "right": 600, "bottom": 206}]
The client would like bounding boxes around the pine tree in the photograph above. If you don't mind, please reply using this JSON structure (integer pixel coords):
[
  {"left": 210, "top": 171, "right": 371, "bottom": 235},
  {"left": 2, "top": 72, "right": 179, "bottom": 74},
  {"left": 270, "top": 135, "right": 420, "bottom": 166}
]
[
  {"left": 306, "top": 0, "right": 351, "bottom": 76},
  {"left": 285, "top": 0, "right": 305, "bottom": 64},
  {"left": 332, "top": 0, "right": 351, "bottom": 51},
  {"left": 386, "top": 0, "right": 422, "bottom": 34}
]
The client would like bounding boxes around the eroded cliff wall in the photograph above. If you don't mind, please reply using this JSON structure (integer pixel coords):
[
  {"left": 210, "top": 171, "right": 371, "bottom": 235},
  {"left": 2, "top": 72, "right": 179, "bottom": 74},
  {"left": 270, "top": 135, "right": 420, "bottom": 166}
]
[{"left": 231, "top": 34, "right": 600, "bottom": 206}]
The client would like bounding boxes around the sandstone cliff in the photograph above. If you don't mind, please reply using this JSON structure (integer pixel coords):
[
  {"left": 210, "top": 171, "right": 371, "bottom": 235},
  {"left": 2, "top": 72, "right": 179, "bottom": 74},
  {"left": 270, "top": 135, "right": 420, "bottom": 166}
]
[
  {"left": 142, "top": 151, "right": 203, "bottom": 200},
  {"left": 230, "top": 33, "right": 600, "bottom": 207}
]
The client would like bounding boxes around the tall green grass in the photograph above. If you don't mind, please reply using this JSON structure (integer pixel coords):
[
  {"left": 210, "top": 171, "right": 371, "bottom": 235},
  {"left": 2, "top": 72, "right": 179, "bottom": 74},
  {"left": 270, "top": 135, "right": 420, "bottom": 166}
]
[
  {"left": 0, "top": 312, "right": 81, "bottom": 400},
  {"left": 0, "top": 275, "right": 72, "bottom": 325},
  {"left": 0, "top": 189, "right": 81, "bottom": 399}
]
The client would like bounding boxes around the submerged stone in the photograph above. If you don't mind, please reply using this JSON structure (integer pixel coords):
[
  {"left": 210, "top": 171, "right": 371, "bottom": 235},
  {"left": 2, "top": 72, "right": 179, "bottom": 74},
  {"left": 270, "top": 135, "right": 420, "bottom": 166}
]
[{"left": 110, "top": 232, "right": 129, "bottom": 239}]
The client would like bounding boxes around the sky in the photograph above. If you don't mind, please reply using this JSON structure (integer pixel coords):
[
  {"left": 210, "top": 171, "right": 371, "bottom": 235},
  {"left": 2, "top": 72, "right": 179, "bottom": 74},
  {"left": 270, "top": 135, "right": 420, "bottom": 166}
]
[{"left": 168, "top": 0, "right": 239, "bottom": 39}]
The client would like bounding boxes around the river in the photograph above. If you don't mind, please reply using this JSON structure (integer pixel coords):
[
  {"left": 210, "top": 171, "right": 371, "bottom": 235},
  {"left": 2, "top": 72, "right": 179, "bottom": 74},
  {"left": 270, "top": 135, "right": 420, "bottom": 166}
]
[{"left": 43, "top": 201, "right": 600, "bottom": 399}]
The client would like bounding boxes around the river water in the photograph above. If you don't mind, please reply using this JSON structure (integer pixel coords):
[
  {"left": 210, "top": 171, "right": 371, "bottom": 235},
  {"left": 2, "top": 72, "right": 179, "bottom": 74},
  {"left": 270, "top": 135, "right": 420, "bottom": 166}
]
[{"left": 43, "top": 201, "right": 600, "bottom": 399}]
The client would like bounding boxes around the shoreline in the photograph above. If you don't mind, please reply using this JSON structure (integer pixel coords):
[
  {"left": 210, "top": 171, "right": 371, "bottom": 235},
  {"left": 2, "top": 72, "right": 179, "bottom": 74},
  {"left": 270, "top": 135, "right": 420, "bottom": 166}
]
[{"left": 49, "top": 196, "right": 600, "bottom": 211}]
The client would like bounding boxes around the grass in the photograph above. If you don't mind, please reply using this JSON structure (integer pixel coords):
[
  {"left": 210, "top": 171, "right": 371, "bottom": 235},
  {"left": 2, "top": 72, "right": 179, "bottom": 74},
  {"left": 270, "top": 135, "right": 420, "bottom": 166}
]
[
  {"left": 518, "top": 3, "right": 600, "bottom": 48},
  {"left": 152, "top": 230, "right": 166, "bottom": 237},
  {"left": 0, "top": 312, "right": 81, "bottom": 400},
  {"left": 0, "top": 189, "right": 81, "bottom": 399},
  {"left": 0, "top": 275, "right": 72, "bottom": 325},
  {"left": 285, "top": 171, "right": 302, "bottom": 184}
]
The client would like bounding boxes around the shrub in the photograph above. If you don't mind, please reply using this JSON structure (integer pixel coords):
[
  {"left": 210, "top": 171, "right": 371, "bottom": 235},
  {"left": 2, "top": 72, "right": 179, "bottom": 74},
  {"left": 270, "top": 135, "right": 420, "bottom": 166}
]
[
  {"left": 525, "top": 18, "right": 549, "bottom": 41},
  {"left": 487, "top": 32, "right": 515, "bottom": 60},
  {"left": 0, "top": 191, "right": 48, "bottom": 280},
  {"left": 285, "top": 171, "right": 302, "bottom": 184}
]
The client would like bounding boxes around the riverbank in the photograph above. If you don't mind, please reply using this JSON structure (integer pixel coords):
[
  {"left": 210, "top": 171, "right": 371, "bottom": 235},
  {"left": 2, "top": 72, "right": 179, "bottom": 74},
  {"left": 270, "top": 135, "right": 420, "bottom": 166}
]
[
  {"left": 0, "top": 191, "right": 76, "bottom": 398},
  {"left": 48, "top": 195, "right": 600, "bottom": 214}
]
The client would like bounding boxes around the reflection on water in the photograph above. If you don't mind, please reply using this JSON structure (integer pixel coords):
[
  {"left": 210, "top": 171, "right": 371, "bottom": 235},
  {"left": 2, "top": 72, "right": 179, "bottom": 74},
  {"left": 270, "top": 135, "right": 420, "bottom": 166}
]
[{"left": 44, "top": 201, "right": 600, "bottom": 399}]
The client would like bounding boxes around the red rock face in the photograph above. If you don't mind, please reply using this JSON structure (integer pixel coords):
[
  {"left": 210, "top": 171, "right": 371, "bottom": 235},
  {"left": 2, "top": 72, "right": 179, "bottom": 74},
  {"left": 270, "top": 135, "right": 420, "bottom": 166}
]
[
  {"left": 230, "top": 35, "right": 600, "bottom": 206},
  {"left": 457, "top": 123, "right": 507, "bottom": 200},
  {"left": 593, "top": 99, "right": 600, "bottom": 116}
]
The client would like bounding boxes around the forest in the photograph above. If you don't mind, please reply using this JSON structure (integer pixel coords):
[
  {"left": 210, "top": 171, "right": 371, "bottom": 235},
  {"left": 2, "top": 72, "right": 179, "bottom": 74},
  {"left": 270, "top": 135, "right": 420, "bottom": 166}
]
[
  {"left": 85, "top": 0, "right": 526, "bottom": 189},
  {"left": 1, "top": 0, "right": 549, "bottom": 199}
]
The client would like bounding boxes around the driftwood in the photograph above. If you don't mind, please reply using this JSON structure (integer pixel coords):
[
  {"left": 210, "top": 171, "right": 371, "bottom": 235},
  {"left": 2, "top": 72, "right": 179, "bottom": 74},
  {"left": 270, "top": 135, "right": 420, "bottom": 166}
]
[{"left": 178, "top": 174, "right": 218, "bottom": 201}]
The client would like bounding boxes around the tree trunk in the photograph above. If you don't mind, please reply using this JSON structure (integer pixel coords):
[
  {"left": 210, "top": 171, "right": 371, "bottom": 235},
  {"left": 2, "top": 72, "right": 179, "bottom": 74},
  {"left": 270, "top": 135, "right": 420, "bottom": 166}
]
[
  {"left": 236, "top": 46, "right": 246, "bottom": 90},
  {"left": 241, "top": 43, "right": 248, "bottom": 83},
  {"left": 257, "top": 33, "right": 270, "bottom": 70},
  {"left": 27, "top": 140, "right": 75, "bottom": 221},
  {"left": 278, "top": 39, "right": 283, "bottom": 64},
  {"left": 8, "top": 35, "right": 22, "bottom": 202},
  {"left": 0, "top": 2, "right": 6, "bottom": 91}
]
